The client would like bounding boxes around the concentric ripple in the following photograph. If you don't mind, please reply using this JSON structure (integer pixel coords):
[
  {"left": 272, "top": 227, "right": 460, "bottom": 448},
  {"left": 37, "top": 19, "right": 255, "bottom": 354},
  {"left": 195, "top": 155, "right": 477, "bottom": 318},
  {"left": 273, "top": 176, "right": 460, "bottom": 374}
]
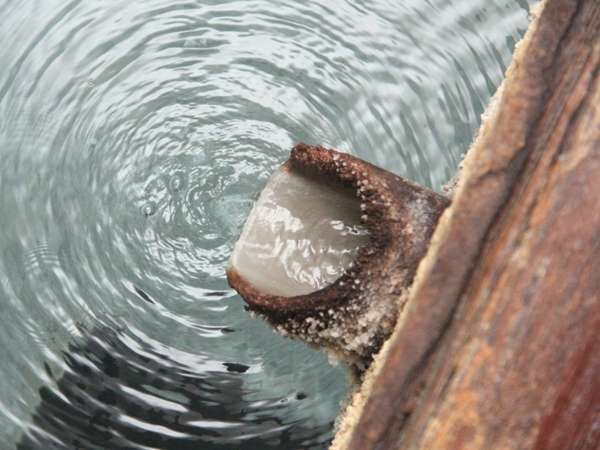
[{"left": 0, "top": 0, "right": 532, "bottom": 448}]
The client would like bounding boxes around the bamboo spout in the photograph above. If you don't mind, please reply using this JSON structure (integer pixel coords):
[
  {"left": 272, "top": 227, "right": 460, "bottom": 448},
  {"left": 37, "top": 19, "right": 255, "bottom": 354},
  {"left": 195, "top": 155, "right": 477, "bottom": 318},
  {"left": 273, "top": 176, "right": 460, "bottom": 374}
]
[{"left": 227, "top": 143, "right": 449, "bottom": 372}]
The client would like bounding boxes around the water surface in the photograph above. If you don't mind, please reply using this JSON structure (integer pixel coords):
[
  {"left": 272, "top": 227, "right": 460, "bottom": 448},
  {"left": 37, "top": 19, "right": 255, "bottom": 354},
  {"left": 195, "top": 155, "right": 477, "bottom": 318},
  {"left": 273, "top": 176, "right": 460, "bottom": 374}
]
[{"left": 0, "top": 1, "right": 531, "bottom": 448}]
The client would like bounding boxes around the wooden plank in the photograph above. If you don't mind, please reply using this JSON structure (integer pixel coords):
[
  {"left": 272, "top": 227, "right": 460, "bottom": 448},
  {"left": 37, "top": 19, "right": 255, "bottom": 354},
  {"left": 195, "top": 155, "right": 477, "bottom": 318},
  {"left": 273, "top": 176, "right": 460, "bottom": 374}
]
[{"left": 334, "top": 0, "right": 600, "bottom": 448}]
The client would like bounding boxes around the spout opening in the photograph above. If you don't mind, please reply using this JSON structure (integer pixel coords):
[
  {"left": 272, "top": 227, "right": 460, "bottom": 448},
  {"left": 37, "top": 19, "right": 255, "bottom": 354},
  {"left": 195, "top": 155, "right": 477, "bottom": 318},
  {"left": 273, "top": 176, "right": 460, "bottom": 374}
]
[{"left": 227, "top": 144, "right": 403, "bottom": 315}]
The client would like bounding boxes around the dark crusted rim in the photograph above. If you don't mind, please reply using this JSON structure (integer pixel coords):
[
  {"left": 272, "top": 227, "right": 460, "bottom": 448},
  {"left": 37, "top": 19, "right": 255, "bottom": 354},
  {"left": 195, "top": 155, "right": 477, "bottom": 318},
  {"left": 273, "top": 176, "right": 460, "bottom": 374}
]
[{"left": 226, "top": 142, "right": 445, "bottom": 316}]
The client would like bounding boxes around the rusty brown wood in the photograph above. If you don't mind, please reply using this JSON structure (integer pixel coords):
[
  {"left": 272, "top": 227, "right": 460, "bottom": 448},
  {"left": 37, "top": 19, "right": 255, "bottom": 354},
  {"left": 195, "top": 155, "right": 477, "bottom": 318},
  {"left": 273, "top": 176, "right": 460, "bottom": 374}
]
[{"left": 339, "top": 0, "right": 600, "bottom": 448}]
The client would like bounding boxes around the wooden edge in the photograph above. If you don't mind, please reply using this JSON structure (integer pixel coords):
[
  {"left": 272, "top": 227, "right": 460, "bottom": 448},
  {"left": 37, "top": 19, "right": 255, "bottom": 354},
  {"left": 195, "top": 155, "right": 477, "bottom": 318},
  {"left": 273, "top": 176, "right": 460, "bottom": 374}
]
[{"left": 333, "top": 0, "right": 600, "bottom": 448}]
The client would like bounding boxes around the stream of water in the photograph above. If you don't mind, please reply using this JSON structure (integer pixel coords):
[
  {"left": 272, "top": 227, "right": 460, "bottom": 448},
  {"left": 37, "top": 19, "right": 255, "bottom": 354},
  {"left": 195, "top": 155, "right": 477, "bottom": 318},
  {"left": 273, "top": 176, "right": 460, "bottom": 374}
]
[{"left": 0, "top": 1, "right": 531, "bottom": 448}]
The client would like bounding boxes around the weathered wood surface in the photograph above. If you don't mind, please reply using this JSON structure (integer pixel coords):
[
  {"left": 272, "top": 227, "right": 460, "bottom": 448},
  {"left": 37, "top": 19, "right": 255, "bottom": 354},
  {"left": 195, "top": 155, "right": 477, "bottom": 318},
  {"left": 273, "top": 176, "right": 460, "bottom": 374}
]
[{"left": 335, "top": 0, "right": 600, "bottom": 448}]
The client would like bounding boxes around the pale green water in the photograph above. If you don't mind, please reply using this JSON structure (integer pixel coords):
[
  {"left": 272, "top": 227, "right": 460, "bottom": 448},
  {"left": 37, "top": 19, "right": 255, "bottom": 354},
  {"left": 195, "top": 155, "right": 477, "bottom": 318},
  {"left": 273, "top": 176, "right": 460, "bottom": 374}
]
[{"left": 0, "top": 1, "right": 531, "bottom": 448}]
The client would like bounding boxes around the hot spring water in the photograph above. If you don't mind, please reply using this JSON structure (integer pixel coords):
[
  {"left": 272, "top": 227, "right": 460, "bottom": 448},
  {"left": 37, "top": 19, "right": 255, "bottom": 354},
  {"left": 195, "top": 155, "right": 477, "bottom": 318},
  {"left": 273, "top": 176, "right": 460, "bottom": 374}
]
[{"left": 0, "top": 1, "right": 532, "bottom": 448}]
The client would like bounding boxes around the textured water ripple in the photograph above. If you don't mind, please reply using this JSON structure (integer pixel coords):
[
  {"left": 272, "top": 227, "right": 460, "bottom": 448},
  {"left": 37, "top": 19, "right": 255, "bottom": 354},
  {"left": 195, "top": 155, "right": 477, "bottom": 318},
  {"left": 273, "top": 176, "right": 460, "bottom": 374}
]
[{"left": 0, "top": 0, "right": 531, "bottom": 448}]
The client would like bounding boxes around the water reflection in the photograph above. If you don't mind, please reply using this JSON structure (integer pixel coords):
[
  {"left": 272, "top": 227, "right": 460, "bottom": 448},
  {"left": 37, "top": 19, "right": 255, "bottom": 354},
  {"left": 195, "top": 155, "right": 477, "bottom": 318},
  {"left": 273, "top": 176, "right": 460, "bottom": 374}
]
[{"left": 18, "top": 323, "right": 332, "bottom": 449}]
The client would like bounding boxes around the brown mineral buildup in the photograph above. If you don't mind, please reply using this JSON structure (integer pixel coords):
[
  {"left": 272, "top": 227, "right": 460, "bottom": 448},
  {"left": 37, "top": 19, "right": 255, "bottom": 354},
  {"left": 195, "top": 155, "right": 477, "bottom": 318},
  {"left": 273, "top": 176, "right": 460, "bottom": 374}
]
[{"left": 228, "top": 143, "right": 449, "bottom": 374}]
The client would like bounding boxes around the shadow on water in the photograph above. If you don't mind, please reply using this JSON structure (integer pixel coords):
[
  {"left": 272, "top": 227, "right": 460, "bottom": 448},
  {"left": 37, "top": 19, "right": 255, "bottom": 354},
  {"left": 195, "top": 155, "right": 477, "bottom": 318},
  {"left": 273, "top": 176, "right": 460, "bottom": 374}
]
[{"left": 17, "top": 323, "right": 331, "bottom": 450}]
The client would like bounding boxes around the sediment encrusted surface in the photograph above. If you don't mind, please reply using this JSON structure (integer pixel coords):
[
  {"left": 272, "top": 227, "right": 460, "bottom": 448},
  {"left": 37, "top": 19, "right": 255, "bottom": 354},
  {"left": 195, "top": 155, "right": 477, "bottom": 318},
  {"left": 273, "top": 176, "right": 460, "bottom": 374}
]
[{"left": 228, "top": 144, "right": 449, "bottom": 371}]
